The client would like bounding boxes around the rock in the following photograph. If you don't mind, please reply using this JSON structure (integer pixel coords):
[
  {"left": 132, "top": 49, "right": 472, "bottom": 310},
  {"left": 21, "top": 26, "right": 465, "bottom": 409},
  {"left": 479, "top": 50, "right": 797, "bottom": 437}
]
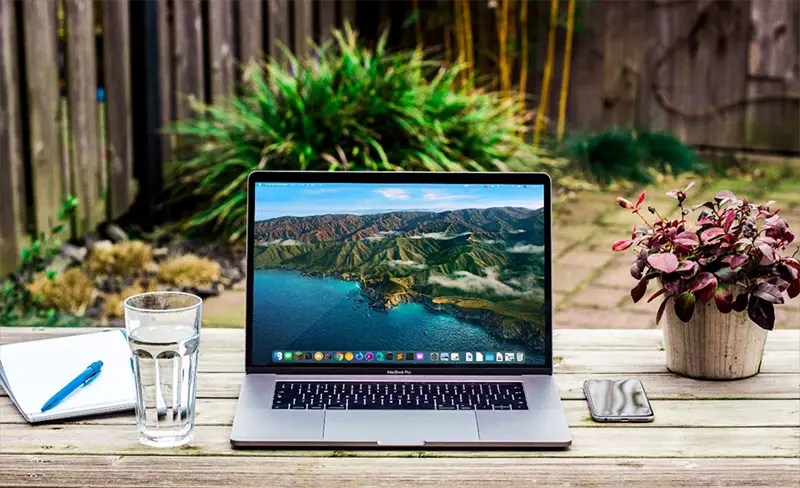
[
  {"left": 193, "top": 286, "right": 220, "bottom": 298},
  {"left": 61, "top": 243, "right": 87, "bottom": 263},
  {"left": 104, "top": 223, "right": 129, "bottom": 243},
  {"left": 222, "top": 265, "right": 242, "bottom": 283}
]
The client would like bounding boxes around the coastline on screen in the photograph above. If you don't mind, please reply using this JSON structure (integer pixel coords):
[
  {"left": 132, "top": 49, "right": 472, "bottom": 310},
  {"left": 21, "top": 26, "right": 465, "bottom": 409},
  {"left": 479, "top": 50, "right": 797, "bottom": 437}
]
[{"left": 250, "top": 183, "right": 547, "bottom": 366}]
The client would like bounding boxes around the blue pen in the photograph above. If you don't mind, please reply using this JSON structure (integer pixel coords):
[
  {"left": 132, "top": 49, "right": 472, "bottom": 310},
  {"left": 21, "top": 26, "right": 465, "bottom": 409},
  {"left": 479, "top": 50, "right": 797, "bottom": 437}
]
[{"left": 40, "top": 361, "right": 104, "bottom": 413}]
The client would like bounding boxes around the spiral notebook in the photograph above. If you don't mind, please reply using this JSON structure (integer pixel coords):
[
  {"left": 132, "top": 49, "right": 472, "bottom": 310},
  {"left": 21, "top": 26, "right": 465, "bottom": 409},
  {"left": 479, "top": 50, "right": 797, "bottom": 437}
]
[{"left": 0, "top": 330, "right": 136, "bottom": 423}]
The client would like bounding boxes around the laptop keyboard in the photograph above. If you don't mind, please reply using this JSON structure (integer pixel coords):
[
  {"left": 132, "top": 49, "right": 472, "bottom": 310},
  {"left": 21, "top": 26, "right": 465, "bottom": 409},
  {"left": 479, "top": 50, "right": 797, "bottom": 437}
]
[{"left": 272, "top": 381, "right": 528, "bottom": 410}]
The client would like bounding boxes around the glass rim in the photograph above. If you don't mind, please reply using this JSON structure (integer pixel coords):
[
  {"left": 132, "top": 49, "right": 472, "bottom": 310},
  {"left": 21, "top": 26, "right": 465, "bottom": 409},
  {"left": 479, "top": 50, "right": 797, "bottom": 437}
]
[{"left": 123, "top": 291, "right": 202, "bottom": 314}]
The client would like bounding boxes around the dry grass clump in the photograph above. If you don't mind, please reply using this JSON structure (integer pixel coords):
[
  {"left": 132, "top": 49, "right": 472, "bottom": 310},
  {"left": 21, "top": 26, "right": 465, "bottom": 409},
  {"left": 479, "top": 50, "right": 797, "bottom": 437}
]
[
  {"left": 87, "top": 241, "right": 153, "bottom": 275},
  {"left": 102, "top": 280, "right": 159, "bottom": 319},
  {"left": 157, "top": 254, "right": 221, "bottom": 288},
  {"left": 27, "top": 269, "right": 94, "bottom": 315}
]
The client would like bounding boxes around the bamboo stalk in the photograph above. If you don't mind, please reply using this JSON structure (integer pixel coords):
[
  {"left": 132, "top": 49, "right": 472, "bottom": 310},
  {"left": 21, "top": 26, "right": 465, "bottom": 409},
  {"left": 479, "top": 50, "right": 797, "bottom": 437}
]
[
  {"left": 557, "top": 0, "right": 576, "bottom": 142},
  {"left": 533, "top": 0, "right": 560, "bottom": 148},
  {"left": 412, "top": 0, "right": 423, "bottom": 51},
  {"left": 462, "top": 0, "right": 473, "bottom": 83},
  {"left": 519, "top": 0, "right": 528, "bottom": 110},
  {"left": 496, "top": 0, "right": 510, "bottom": 98}
]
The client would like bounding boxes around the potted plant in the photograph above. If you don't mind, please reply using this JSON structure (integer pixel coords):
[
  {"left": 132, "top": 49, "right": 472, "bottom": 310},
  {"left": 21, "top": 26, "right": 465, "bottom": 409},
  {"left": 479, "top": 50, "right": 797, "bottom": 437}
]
[{"left": 612, "top": 184, "right": 799, "bottom": 379}]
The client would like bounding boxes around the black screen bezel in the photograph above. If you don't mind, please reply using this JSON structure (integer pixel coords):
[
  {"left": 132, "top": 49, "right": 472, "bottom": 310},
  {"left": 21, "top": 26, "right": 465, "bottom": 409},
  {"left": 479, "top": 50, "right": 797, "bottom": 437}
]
[{"left": 245, "top": 171, "right": 553, "bottom": 376}]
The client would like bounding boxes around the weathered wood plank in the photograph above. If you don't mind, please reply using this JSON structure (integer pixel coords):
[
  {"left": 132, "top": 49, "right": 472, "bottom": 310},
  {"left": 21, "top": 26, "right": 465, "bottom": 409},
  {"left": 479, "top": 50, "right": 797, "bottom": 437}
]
[
  {"left": 292, "top": 0, "right": 313, "bottom": 58},
  {"left": 3, "top": 328, "right": 796, "bottom": 353},
  {"left": 236, "top": 0, "right": 263, "bottom": 69},
  {"left": 0, "top": 0, "right": 27, "bottom": 275},
  {"left": 2, "top": 456, "right": 798, "bottom": 488},
  {"left": 157, "top": 0, "right": 173, "bottom": 165},
  {"left": 103, "top": 0, "right": 134, "bottom": 218},
  {"left": 208, "top": 0, "right": 235, "bottom": 102},
  {"left": 266, "top": 0, "right": 289, "bottom": 66},
  {"left": 21, "top": 0, "right": 63, "bottom": 236},
  {"left": 0, "top": 423, "right": 796, "bottom": 457},
  {"left": 317, "top": 0, "right": 336, "bottom": 43},
  {"left": 340, "top": 0, "right": 355, "bottom": 27},
  {"left": 65, "top": 0, "right": 103, "bottom": 235},
  {"left": 173, "top": 0, "right": 205, "bottom": 119},
  {"left": 3, "top": 397, "right": 797, "bottom": 428}
]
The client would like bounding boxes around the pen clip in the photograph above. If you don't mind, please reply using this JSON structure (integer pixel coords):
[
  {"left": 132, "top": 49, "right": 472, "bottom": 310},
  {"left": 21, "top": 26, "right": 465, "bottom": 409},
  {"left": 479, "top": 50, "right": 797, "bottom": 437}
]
[{"left": 82, "top": 368, "right": 102, "bottom": 387}]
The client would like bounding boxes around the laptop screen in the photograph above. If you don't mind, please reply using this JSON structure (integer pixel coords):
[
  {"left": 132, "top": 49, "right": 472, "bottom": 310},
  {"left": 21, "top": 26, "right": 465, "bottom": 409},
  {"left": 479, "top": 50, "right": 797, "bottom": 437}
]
[{"left": 250, "top": 181, "right": 548, "bottom": 367}]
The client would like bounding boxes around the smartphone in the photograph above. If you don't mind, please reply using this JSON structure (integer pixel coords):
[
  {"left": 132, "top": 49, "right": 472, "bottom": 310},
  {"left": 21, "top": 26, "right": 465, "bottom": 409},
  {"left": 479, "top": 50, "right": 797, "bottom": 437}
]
[{"left": 583, "top": 379, "right": 654, "bottom": 422}]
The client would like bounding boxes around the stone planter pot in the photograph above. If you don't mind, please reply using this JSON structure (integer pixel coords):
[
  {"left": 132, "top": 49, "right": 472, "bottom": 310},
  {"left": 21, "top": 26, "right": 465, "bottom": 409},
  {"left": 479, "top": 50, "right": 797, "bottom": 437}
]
[{"left": 663, "top": 297, "right": 768, "bottom": 380}]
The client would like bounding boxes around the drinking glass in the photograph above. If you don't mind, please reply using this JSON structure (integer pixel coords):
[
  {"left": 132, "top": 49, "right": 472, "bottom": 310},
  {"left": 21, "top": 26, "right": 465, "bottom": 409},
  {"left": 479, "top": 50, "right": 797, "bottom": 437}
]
[{"left": 124, "top": 292, "right": 202, "bottom": 447}]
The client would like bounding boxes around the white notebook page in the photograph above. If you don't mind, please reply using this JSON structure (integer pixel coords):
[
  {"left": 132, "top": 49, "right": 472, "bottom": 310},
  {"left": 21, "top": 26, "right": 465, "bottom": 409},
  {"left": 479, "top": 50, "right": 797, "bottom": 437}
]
[{"left": 0, "top": 330, "right": 135, "bottom": 422}]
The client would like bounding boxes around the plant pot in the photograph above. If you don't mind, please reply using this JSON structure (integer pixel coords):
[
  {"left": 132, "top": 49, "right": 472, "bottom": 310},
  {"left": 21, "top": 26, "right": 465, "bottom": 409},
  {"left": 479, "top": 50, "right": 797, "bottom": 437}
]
[{"left": 663, "top": 298, "right": 768, "bottom": 380}]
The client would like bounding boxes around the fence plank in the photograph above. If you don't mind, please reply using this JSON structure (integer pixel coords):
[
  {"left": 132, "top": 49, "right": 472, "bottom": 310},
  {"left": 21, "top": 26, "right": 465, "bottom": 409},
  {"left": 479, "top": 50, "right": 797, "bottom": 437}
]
[
  {"left": 209, "top": 0, "right": 235, "bottom": 102},
  {"left": 292, "top": 0, "right": 313, "bottom": 58},
  {"left": 157, "top": 0, "right": 173, "bottom": 166},
  {"left": 340, "top": 0, "right": 355, "bottom": 26},
  {"left": 317, "top": 0, "right": 335, "bottom": 43},
  {"left": 266, "top": 0, "right": 289, "bottom": 66},
  {"left": 236, "top": 0, "right": 263, "bottom": 70},
  {"left": 103, "top": 0, "right": 134, "bottom": 219},
  {"left": 65, "top": 0, "right": 103, "bottom": 234},
  {"left": 174, "top": 0, "right": 205, "bottom": 119},
  {"left": 21, "top": 0, "right": 63, "bottom": 236},
  {"left": 0, "top": 0, "right": 27, "bottom": 275}
]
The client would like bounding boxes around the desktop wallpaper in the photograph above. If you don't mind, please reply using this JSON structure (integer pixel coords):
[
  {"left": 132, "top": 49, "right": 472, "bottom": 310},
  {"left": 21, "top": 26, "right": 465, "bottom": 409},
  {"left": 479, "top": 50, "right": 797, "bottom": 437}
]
[{"left": 250, "top": 183, "right": 547, "bottom": 366}]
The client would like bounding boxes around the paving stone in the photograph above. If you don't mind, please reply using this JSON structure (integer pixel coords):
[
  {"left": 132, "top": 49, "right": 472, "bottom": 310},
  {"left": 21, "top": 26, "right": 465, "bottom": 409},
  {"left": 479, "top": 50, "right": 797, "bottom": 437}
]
[
  {"left": 556, "top": 250, "right": 615, "bottom": 269},
  {"left": 570, "top": 286, "right": 629, "bottom": 310},
  {"left": 554, "top": 307, "right": 657, "bottom": 329},
  {"left": 552, "top": 265, "right": 596, "bottom": 294},
  {"left": 594, "top": 261, "right": 637, "bottom": 290}
]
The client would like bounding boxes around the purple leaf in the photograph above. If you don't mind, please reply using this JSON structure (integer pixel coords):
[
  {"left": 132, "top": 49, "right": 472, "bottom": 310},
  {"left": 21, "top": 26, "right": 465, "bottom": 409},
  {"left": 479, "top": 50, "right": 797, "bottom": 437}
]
[
  {"left": 714, "top": 267, "right": 738, "bottom": 284},
  {"left": 788, "top": 278, "right": 800, "bottom": 299},
  {"left": 635, "top": 191, "right": 646, "bottom": 210},
  {"left": 758, "top": 244, "right": 776, "bottom": 265},
  {"left": 777, "top": 263, "right": 799, "bottom": 284},
  {"left": 715, "top": 190, "right": 736, "bottom": 203},
  {"left": 656, "top": 296, "right": 671, "bottom": 325},
  {"left": 674, "top": 292, "right": 696, "bottom": 322},
  {"left": 688, "top": 272, "right": 717, "bottom": 293},
  {"left": 715, "top": 286, "right": 733, "bottom": 313},
  {"left": 673, "top": 231, "right": 699, "bottom": 247},
  {"left": 675, "top": 260, "right": 698, "bottom": 275},
  {"left": 612, "top": 239, "right": 634, "bottom": 251},
  {"left": 631, "top": 278, "right": 649, "bottom": 303},
  {"left": 753, "top": 283, "right": 784, "bottom": 304},
  {"left": 731, "top": 293, "right": 748, "bottom": 312},
  {"left": 730, "top": 254, "right": 748, "bottom": 269},
  {"left": 700, "top": 227, "right": 725, "bottom": 243},
  {"left": 722, "top": 211, "right": 736, "bottom": 232},
  {"left": 647, "top": 288, "right": 666, "bottom": 303},
  {"left": 663, "top": 279, "right": 681, "bottom": 296},
  {"left": 748, "top": 296, "right": 775, "bottom": 330},
  {"left": 647, "top": 253, "right": 679, "bottom": 273}
]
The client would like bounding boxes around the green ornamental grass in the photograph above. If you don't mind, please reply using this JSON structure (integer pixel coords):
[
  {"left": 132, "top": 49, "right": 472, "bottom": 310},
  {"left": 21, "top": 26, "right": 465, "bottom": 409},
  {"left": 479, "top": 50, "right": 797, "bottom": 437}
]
[{"left": 168, "top": 26, "right": 545, "bottom": 243}]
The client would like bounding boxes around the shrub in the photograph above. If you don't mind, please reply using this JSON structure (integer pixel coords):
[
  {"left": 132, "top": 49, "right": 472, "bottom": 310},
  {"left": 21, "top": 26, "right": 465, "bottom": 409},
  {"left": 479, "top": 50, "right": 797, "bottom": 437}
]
[
  {"left": 27, "top": 269, "right": 95, "bottom": 315},
  {"left": 168, "top": 25, "right": 540, "bottom": 242},
  {"left": 560, "top": 129, "right": 706, "bottom": 186},
  {"left": 157, "top": 254, "right": 221, "bottom": 288},
  {"left": 612, "top": 184, "right": 799, "bottom": 330},
  {"left": 87, "top": 241, "right": 153, "bottom": 275},
  {"left": 102, "top": 280, "right": 158, "bottom": 319}
]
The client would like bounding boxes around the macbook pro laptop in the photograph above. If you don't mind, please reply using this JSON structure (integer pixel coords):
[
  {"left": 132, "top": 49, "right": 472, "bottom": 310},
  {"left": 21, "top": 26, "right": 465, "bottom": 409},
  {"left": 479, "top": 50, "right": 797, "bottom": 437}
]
[{"left": 231, "top": 171, "right": 571, "bottom": 447}]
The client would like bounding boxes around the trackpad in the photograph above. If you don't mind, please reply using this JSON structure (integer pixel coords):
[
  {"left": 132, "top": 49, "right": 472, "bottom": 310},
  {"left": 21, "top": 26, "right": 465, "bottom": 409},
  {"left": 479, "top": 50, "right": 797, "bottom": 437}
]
[{"left": 324, "top": 410, "right": 479, "bottom": 445}]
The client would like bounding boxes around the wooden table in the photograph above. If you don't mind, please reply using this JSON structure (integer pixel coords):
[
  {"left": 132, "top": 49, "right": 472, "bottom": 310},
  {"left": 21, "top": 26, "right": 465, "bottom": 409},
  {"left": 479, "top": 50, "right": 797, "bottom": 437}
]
[{"left": 1, "top": 327, "right": 798, "bottom": 487}]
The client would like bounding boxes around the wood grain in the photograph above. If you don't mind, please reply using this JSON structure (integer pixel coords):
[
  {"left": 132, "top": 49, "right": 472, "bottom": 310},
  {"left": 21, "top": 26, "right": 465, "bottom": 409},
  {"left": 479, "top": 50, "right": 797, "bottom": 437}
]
[
  {"left": 1, "top": 423, "right": 797, "bottom": 458},
  {"left": 266, "top": 0, "right": 289, "bottom": 66},
  {"left": 0, "top": 0, "right": 27, "bottom": 275},
  {"left": 103, "top": 0, "right": 135, "bottom": 219},
  {"left": 157, "top": 0, "right": 173, "bottom": 166},
  {"left": 21, "top": 0, "right": 63, "bottom": 236},
  {"left": 317, "top": 0, "right": 336, "bottom": 43},
  {"left": 3, "top": 456, "right": 799, "bottom": 488},
  {"left": 292, "top": 0, "right": 313, "bottom": 58},
  {"left": 208, "top": 0, "right": 235, "bottom": 102},
  {"left": 3, "top": 397, "right": 797, "bottom": 428},
  {"left": 236, "top": 0, "right": 263, "bottom": 69},
  {"left": 65, "top": 0, "right": 103, "bottom": 235},
  {"left": 174, "top": 0, "right": 205, "bottom": 119}
]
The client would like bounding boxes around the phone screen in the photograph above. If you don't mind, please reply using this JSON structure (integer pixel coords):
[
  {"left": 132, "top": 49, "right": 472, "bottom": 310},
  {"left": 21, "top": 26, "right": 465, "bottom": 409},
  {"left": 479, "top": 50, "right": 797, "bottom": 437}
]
[{"left": 585, "top": 379, "right": 653, "bottom": 418}]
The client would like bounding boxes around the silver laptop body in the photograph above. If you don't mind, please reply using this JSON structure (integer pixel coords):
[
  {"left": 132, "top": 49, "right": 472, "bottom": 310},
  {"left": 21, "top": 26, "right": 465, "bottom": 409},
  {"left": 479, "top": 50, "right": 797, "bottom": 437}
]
[{"left": 231, "top": 171, "right": 571, "bottom": 448}]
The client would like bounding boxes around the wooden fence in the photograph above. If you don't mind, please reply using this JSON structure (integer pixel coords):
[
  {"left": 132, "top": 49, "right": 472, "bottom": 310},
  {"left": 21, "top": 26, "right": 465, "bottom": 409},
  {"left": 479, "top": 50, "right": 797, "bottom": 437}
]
[{"left": 0, "top": 0, "right": 355, "bottom": 275}]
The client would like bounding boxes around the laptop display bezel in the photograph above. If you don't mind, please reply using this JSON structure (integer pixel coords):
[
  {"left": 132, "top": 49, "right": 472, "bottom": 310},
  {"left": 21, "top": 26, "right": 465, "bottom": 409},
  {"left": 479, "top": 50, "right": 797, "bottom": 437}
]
[{"left": 245, "top": 171, "right": 553, "bottom": 376}]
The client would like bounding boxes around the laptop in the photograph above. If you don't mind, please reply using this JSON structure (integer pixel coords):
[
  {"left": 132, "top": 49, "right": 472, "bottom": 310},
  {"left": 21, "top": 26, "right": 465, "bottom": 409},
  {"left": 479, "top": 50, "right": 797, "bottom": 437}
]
[{"left": 231, "top": 171, "right": 571, "bottom": 448}]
